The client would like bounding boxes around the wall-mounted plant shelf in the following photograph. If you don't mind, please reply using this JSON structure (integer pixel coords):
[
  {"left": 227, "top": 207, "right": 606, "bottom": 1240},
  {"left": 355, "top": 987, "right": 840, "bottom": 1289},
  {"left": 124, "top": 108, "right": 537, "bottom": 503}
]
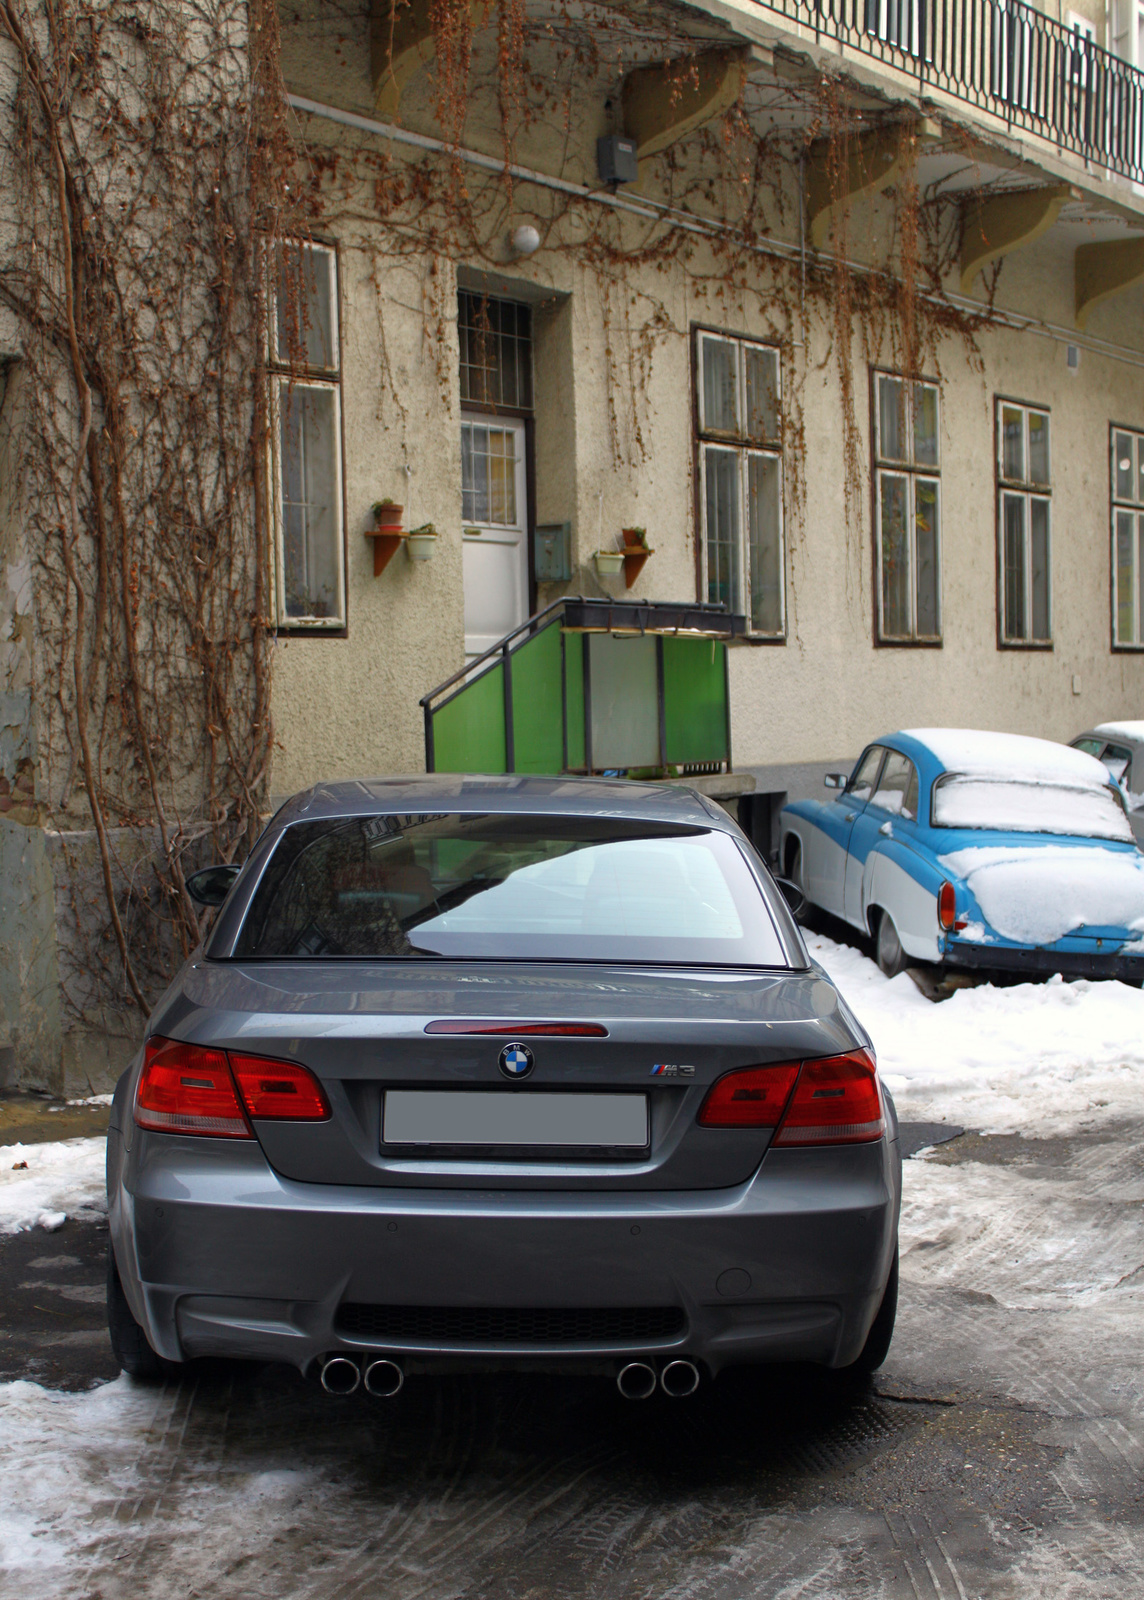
[
  {"left": 621, "top": 543, "right": 653, "bottom": 589},
  {"left": 365, "top": 529, "right": 405, "bottom": 576}
]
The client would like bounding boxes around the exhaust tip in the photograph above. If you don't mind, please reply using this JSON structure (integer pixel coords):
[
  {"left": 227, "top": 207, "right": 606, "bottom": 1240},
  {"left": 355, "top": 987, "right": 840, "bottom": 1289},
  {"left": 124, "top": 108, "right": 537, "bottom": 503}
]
[
  {"left": 363, "top": 1359, "right": 405, "bottom": 1398},
  {"left": 320, "top": 1355, "right": 361, "bottom": 1395},
  {"left": 660, "top": 1359, "right": 700, "bottom": 1397},
  {"left": 616, "top": 1361, "right": 658, "bottom": 1400}
]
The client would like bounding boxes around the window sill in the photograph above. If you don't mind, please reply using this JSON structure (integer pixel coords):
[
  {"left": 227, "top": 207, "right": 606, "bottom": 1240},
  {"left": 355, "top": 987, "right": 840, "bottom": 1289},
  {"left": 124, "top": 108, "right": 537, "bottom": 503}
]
[
  {"left": 739, "top": 631, "right": 787, "bottom": 645},
  {"left": 275, "top": 622, "right": 348, "bottom": 639},
  {"left": 874, "top": 635, "right": 943, "bottom": 649},
  {"left": 997, "top": 639, "right": 1053, "bottom": 651}
]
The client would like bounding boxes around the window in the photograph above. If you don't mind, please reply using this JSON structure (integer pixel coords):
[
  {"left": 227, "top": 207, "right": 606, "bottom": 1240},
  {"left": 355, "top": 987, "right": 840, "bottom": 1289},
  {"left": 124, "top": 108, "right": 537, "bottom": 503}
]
[
  {"left": 871, "top": 751, "right": 919, "bottom": 819},
  {"left": 1112, "top": 425, "right": 1144, "bottom": 648},
  {"left": 459, "top": 292, "right": 533, "bottom": 410},
  {"left": 232, "top": 813, "right": 789, "bottom": 967},
  {"left": 695, "top": 330, "right": 784, "bottom": 637},
  {"left": 848, "top": 746, "right": 886, "bottom": 801},
  {"left": 997, "top": 401, "right": 1051, "bottom": 645},
  {"left": 873, "top": 372, "right": 941, "bottom": 643},
  {"left": 269, "top": 241, "right": 344, "bottom": 628}
]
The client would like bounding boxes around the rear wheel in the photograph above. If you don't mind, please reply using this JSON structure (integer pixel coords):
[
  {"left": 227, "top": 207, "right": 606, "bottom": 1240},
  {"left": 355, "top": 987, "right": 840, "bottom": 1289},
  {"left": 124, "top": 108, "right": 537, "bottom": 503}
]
[
  {"left": 784, "top": 840, "right": 809, "bottom": 923},
  {"left": 107, "top": 1242, "right": 180, "bottom": 1381},
  {"left": 875, "top": 910, "right": 909, "bottom": 978},
  {"left": 849, "top": 1248, "right": 898, "bottom": 1373}
]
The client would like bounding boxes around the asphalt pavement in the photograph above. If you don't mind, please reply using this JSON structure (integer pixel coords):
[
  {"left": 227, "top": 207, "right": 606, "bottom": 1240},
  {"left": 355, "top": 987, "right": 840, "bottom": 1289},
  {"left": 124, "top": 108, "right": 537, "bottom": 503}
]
[{"left": 1, "top": 1107, "right": 1142, "bottom": 1598}]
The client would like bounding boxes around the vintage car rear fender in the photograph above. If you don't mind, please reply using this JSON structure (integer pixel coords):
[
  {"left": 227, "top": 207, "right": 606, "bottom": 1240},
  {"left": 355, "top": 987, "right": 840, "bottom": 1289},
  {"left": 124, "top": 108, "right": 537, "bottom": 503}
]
[{"left": 862, "top": 841, "right": 943, "bottom": 961}]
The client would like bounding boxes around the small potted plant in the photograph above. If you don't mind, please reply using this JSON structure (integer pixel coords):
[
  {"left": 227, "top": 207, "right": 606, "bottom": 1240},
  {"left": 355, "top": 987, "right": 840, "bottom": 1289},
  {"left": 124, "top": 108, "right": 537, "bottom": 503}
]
[
  {"left": 372, "top": 498, "right": 404, "bottom": 531},
  {"left": 406, "top": 522, "right": 438, "bottom": 560},
  {"left": 593, "top": 547, "right": 624, "bottom": 577},
  {"left": 621, "top": 527, "right": 649, "bottom": 550}
]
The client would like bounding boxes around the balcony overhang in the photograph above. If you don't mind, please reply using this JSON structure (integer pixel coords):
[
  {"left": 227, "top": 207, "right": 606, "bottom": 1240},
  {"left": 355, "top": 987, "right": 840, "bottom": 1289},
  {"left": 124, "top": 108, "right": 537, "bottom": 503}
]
[{"left": 960, "top": 185, "right": 1076, "bottom": 293}]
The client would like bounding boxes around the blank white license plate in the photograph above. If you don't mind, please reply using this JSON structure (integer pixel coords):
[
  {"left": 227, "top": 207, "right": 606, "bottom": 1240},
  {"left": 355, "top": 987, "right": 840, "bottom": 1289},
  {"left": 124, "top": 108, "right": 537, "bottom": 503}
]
[{"left": 383, "top": 1091, "right": 649, "bottom": 1148}]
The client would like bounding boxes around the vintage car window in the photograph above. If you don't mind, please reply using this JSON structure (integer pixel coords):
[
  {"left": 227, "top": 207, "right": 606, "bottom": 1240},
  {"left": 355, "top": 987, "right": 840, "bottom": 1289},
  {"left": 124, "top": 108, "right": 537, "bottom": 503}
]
[
  {"left": 1101, "top": 742, "right": 1133, "bottom": 784},
  {"left": 1072, "top": 737, "right": 1104, "bottom": 757},
  {"left": 871, "top": 752, "right": 918, "bottom": 820},
  {"left": 847, "top": 747, "right": 886, "bottom": 802},
  {"left": 233, "top": 813, "right": 790, "bottom": 966},
  {"left": 931, "top": 776, "right": 1133, "bottom": 842}
]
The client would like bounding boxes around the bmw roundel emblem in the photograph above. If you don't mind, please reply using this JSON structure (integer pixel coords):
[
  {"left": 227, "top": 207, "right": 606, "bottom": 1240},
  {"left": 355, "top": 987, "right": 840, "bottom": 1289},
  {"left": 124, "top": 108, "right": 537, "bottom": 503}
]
[{"left": 499, "top": 1042, "right": 534, "bottom": 1080}]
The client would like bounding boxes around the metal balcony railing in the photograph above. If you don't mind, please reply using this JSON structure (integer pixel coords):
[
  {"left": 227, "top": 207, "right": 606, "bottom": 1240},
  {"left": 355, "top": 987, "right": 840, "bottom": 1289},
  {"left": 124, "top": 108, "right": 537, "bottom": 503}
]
[{"left": 755, "top": 0, "right": 1144, "bottom": 186}]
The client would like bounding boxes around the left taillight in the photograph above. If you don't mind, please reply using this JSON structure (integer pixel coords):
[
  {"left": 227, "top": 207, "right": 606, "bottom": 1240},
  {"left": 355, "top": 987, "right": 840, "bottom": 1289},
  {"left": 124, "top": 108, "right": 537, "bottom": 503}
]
[
  {"left": 135, "top": 1037, "right": 331, "bottom": 1137},
  {"left": 135, "top": 1037, "right": 252, "bottom": 1138}
]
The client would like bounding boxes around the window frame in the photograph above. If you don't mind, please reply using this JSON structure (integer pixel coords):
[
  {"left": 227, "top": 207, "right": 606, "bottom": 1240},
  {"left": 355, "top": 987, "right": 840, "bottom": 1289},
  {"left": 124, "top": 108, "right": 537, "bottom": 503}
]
[
  {"left": 995, "top": 396, "right": 1052, "bottom": 650},
  {"left": 267, "top": 238, "right": 347, "bottom": 636},
  {"left": 692, "top": 325, "right": 786, "bottom": 642},
  {"left": 1110, "top": 420, "right": 1144, "bottom": 652},
  {"left": 870, "top": 367, "right": 943, "bottom": 648}
]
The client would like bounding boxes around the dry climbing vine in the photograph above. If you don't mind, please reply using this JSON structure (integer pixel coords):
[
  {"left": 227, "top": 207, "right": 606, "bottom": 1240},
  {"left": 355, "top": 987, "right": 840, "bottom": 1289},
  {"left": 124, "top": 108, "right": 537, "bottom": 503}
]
[{"left": 0, "top": 0, "right": 300, "bottom": 1018}]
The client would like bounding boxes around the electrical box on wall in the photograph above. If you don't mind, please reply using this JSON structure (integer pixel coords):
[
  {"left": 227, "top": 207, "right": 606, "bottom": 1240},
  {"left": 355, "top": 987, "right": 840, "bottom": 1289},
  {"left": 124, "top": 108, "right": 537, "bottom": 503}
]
[
  {"left": 597, "top": 136, "right": 639, "bottom": 185},
  {"left": 534, "top": 522, "right": 572, "bottom": 582}
]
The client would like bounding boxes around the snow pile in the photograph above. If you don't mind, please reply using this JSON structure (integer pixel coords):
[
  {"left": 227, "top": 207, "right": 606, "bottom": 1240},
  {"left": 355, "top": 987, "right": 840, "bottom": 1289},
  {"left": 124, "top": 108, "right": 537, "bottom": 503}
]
[
  {"left": 0, "top": 1139, "right": 107, "bottom": 1234},
  {"left": 1094, "top": 719, "right": 1144, "bottom": 743},
  {"left": 931, "top": 776, "right": 1132, "bottom": 840},
  {"left": 810, "top": 931, "right": 1144, "bottom": 1134},
  {"left": 938, "top": 843, "right": 1144, "bottom": 943}
]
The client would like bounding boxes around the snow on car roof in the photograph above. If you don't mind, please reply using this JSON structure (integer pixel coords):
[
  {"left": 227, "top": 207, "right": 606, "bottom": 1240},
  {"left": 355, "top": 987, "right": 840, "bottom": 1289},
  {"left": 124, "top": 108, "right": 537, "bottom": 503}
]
[
  {"left": 901, "top": 728, "right": 1112, "bottom": 788},
  {"left": 1093, "top": 720, "right": 1144, "bottom": 742}
]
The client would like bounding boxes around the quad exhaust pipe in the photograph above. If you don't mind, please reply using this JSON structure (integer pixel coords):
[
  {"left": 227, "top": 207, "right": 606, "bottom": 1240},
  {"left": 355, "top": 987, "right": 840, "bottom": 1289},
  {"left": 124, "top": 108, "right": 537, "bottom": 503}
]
[
  {"left": 319, "top": 1355, "right": 404, "bottom": 1397},
  {"left": 616, "top": 1359, "right": 700, "bottom": 1399}
]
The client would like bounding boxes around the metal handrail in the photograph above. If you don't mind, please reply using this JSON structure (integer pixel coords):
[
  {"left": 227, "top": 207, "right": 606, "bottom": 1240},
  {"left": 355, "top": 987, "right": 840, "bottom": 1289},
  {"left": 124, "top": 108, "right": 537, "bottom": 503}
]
[
  {"left": 751, "top": 0, "right": 1144, "bottom": 187},
  {"left": 418, "top": 596, "right": 572, "bottom": 714}
]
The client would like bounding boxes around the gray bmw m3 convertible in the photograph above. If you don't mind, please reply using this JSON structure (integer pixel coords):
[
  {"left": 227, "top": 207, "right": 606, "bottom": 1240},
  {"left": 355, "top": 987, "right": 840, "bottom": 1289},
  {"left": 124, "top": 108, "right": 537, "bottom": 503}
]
[{"left": 106, "top": 775, "right": 901, "bottom": 1399}]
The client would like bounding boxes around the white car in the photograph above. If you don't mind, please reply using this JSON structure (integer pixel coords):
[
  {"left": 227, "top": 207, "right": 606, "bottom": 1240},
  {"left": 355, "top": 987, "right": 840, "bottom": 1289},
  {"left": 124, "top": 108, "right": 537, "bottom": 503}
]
[{"left": 1070, "top": 722, "right": 1144, "bottom": 847}]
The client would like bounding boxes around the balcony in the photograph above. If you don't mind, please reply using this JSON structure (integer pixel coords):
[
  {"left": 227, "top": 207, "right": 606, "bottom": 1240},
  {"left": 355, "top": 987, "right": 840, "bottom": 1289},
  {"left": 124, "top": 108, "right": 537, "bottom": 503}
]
[
  {"left": 751, "top": 0, "right": 1144, "bottom": 186},
  {"left": 421, "top": 599, "right": 747, "bottom": 780}
]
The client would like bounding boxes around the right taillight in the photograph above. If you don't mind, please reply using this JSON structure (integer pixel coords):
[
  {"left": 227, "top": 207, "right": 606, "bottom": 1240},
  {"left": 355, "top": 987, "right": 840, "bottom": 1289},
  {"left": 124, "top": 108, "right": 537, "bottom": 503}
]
[
  {"left": 938, "top": 880, "right": 956, "bottom": 930},
  {"left": 772, "top": 1049, "right": 884, "bottom": 1145},
  {"left": 135, "top": 1037, "right": 252, "bottom": 1139}
]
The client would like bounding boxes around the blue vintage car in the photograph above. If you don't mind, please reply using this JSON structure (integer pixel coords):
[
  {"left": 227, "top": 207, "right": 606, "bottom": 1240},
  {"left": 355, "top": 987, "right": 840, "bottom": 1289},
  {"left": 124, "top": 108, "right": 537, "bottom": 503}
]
[{"left": 779, "top": 729, "right": 1144, "bottom": 982}]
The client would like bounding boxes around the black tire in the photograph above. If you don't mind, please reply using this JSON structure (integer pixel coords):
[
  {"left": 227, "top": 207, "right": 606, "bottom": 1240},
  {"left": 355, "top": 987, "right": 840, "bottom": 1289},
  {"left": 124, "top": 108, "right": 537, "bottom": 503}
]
[
  {"left": 784, "top": 840, "right": 811, "bottom": 924},
  {"left": 849, "top": 1248, "right": 898, "bottom": 1373},
  {"left": 107, "top": 1241, "right": 180, "bottom": 1380},
  {"left": 875, "top": 910, "right": 910, "bottom": 978}
]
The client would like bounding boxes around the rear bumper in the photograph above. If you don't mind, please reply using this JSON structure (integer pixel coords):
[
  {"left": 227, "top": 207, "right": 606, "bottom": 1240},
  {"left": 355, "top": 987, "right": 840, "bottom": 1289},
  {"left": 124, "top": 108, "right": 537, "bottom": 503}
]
[
  {"left": 943, "top": 939, "right": 1144, "bottom": 983},
  {"left": 110, "top": 1130, "right": 900, "bottom": 1376}
]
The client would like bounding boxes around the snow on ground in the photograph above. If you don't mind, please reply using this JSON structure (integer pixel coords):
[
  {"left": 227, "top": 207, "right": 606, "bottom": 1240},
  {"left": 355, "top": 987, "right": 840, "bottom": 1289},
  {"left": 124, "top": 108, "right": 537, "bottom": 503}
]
[
  {"left": 0, "top": 1140, "right": 107, "bottom": 1235},
  {"left": 809, "top": 930, "right": 1144, "bottom": 1136}
]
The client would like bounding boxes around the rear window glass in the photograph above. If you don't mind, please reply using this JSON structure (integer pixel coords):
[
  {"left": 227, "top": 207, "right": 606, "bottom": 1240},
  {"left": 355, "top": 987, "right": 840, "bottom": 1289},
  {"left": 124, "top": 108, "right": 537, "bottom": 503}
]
[
  {"left": 232, "top": 813, "right": 788, "bottom": 966},
  {"left": 931, "top": 777, "right": 1133, "bottom": 841}
]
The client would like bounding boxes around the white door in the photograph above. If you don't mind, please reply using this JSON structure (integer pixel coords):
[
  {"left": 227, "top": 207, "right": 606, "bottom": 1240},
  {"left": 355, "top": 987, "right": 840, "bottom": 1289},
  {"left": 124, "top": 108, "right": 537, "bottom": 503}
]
[{"left": 461, "top": 414, "right": 529, "bottom": 660}]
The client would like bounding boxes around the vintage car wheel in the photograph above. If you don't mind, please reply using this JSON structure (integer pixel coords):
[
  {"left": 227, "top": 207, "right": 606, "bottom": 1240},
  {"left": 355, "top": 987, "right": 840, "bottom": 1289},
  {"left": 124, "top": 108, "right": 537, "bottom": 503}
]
[
  {"left": 107, "top": 1242, "right": 181, "bottom": 1381},
  {"left": 875, "top": 910, "right": 910, "bottom": 978}
]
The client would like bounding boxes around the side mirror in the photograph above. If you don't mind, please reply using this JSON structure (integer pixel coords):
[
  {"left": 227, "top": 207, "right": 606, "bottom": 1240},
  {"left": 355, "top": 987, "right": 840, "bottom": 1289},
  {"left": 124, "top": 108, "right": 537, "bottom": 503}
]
[
  {"left": 824, "top": 773, "right": 849, "bottom": 789},
  {"left": 773, "top": 876, "right": 806, "bottom": 917},
  {"left": 186, "top": 864, "right": 241, "bottom": 907}
]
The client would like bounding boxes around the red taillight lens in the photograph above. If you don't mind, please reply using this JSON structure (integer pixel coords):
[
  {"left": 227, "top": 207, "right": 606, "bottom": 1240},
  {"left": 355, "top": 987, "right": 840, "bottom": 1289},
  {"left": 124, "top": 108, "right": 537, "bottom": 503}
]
[
  {"left": 697, "top": 1063, "right": 801, "bottom": 1127},
  {"left": 938, "top": 880, "right": 956, "bottom": 930},
  {"left": 772, "top": 1049, "right": 884, "bottom": 1145},
  {"left": 135, "top": 1037, "right": 251, "bottom": 1139},
  {"left": 229, "top": 1053, "right": 331, "bottom": 1120},
  {"left": 424, "top": 1020, "right": 608, "bottom": 1036}
]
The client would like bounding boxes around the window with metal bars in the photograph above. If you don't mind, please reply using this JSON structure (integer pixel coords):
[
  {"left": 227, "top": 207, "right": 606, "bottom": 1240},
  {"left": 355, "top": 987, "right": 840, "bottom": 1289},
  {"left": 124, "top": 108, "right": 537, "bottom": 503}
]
[{"left": 458, "top": 291, "right": 533, "bottom": 410}]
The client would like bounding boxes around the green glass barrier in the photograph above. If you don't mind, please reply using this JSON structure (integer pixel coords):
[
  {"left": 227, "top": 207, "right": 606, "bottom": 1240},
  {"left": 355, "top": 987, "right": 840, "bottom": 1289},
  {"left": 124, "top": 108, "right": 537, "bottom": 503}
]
[
  {"left": 510, "top": 622, "right": 564, "bottom": 774},
  {"left": 662, "top": 636, "right": 728, "bottom": 766},
  {"left": 430, "top": 660, "right": 506, "bottom": 773},
  {"left": 563, "top": 631, "right": 585, "bottom": 770}
]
